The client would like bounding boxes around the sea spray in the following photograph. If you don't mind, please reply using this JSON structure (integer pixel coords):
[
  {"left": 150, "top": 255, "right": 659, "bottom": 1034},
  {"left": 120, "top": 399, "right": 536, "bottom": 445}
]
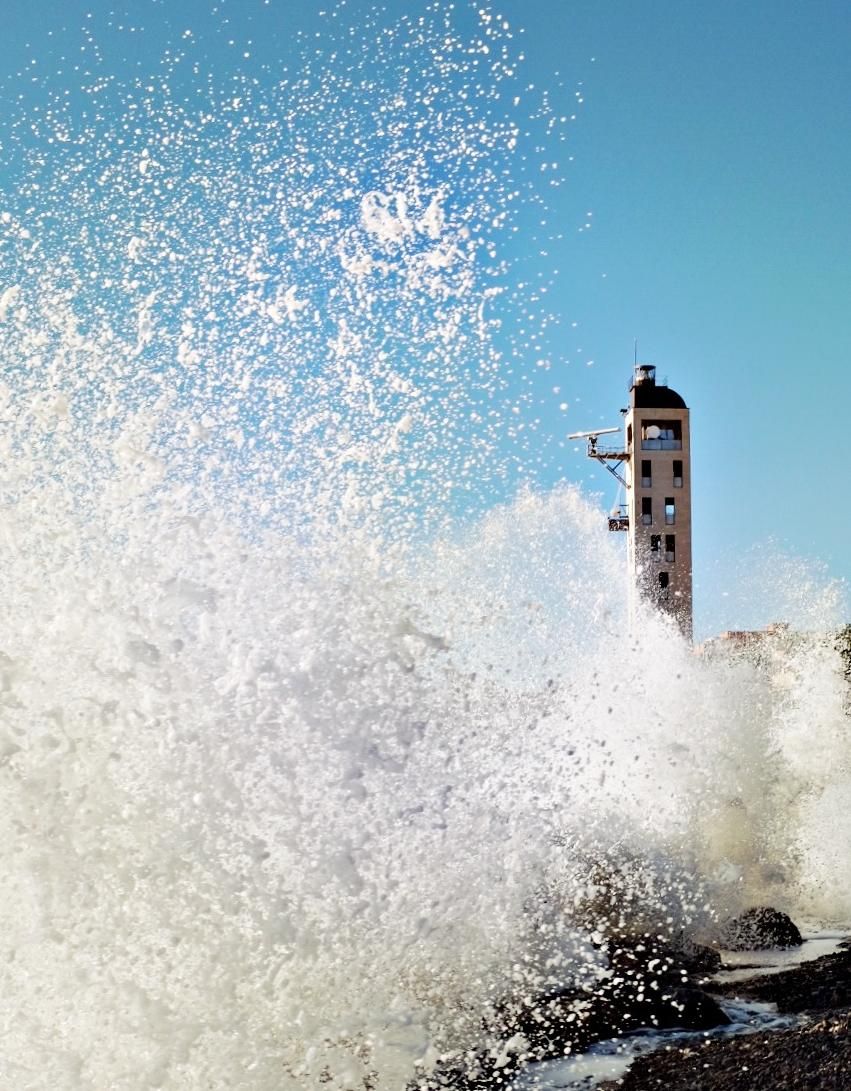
[
  {"left": 0, "top": 0, "right": 571, "bottom": 543},
  {"left": 2, "top": 476, "right": 848, "bottom": 1087},
  {"left": 0, "top": 3, "right": 849, "bottom": 1088}
]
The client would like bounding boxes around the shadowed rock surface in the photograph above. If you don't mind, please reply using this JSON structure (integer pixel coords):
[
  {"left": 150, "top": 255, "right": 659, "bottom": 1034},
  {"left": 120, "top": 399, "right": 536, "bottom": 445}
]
[
  {"left": 597, "top": 947, "right": 851, "bottom": 1090},
  {"left": 598, "top": 1010, "right": 851, "bottom": 1091},
  {"left": 718, "top": 906, "right": 803, "bottom": 951},
  {"left": 413, "top": 918, "right": 851, "bottom": 1089},
  {"left": 714, "top": 948, "right": 851, "bottom": 1013},
  {"left": 410, "top": 936, "right": 730, "bottom": 1089},
  {"left": 412, "top": 979, "right": 731, "bottom": 1090},
  {"left": 608, "top": 934, "right": 722, "bottom": 980}
]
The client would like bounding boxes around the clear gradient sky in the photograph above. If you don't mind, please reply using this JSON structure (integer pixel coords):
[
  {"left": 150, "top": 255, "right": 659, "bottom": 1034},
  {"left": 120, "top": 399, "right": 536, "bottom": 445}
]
[{"left": 2, "top": 0, "right": 849, "bottom": 636}]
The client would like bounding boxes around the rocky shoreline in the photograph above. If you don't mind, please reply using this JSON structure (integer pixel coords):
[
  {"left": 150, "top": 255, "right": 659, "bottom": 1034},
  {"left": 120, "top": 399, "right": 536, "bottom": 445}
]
[
  {"left": 599, "top": 944, "right": 851, "bottom": 1090},
  {"left": 412, "top": 909, "right": 851, "bottom": 1091}
]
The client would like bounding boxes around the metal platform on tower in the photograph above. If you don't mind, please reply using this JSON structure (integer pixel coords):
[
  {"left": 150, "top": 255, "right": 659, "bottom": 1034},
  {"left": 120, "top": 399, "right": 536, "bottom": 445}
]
[{"left": 568, "top": 427, "right": 629, "bottom": 487}]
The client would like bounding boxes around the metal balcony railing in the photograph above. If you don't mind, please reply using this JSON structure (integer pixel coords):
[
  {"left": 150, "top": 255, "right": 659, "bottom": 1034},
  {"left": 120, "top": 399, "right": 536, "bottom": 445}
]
[{"left": 591, "top": 443, "right": 629, "bottom": 459}]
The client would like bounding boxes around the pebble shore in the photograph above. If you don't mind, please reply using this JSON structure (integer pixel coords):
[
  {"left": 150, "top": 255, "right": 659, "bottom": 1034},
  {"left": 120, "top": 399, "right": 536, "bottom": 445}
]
[{"left": 598, "top": 947, "right": 851, "bottom": 1091}]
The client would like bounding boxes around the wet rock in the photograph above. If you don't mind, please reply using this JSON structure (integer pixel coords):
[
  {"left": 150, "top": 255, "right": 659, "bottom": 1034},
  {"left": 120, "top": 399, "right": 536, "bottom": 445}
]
[
  {"left": 410, "top": 934, "right": 729, "bottom": 1089},
  {"left": 719, "top": 906, "right": 803, "bottom": 950},
  {"left": 415, "top": 937, "right": 851, "bottom": 1089},
  {"left": 598, "top": 1009, "right": 851, "bottom": 1091},
  {"left": 714, "top": 949, "right": 851, "bottom": 1013},
  {"left": 500, "top": 949, "right": 730, "bottom": 1050},
  {"left": 410, "top": 976, "right": 730, "bottom": 1090},
  {"left": 680, "top": 939, "right": 724, "bottom": 976},
  {"left": 608, "top": 933, "right": 722, "bottom": 980},
  {"left": 409, "top": 1050, "right": 523, "bottom": 1090},
  {"left": 610, "top": 982, "right": 730, "bottom": 1036},
  {"left": 651, "top": 986, "right": 730, "bottom": 1031}
]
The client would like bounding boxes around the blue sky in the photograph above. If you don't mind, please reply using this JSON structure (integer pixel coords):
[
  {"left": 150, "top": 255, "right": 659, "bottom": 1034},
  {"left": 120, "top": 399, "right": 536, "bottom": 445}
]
[{"left": 2, "top": 0, "right": 849, "bottom": 635}]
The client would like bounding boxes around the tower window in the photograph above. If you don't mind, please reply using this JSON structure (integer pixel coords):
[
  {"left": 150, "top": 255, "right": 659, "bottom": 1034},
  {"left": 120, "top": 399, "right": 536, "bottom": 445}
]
[
  {"left": 641, "top": 459, "right": 652, "bottom": 488},
  {"left": 641, "top": 420, "right": 682, "bottom": 450},
  {"left": 665, "top": 534, "right": 676, "bottom": 562},
  {"left": 642, "top": 497, "right": 652, "bottom": 525},
  {"left": 673, "top": 460, "right": 683, "bottom": 487},
  {"left": 659, "top": 571, "right": 670, "bottom": 600},
  {"left": 665, "top": 498, "right": 675, "bottom": 525},
  {"left": 650, "top": 534, "right": 661, "bottom": 553}
]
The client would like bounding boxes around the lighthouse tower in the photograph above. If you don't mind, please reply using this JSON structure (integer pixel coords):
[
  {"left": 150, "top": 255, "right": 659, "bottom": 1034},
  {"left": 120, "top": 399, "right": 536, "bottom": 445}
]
[
  {"left": 625, "top": 365, "right": 693, "bottom": 640},
  {"left": 571, "top": 364, "right": 693, "bottom": 640}
]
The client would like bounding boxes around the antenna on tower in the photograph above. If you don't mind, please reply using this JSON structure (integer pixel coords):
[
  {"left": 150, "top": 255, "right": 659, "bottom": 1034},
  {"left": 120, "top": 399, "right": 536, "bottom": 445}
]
[{"left": 634, "top": 338, "right": 638, "bottom": 366}]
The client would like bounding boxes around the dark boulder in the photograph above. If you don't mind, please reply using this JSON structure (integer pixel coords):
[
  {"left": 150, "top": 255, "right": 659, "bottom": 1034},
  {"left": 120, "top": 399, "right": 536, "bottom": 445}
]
[
  {"left": 650, "top": 986, "right": 730, "bottom": 1031},
  {"left": 408, "top": 932, "right": 730, "bottom": 1089},
  {"left": 607, "top": 933, "right": 722, "bottom": 980},
  {"left": 719, "top": 906, "right": 802, "bottom": 950},
  {"left": 497, "top": 944, "right": 730, "bottom": 1054},
  {"left": 409, "top": 974, "right": 731, "bottom": 1090},
  {"left": 680, "top": 939, "right": 724, "bottom": 976},
  {"left": 598, "top": 977, "right": 730, "bottom": 1037}
]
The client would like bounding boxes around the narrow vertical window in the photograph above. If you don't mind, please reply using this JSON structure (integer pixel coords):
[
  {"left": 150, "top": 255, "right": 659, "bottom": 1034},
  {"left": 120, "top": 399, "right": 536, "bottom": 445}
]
[
  {"left": 665, "top": 498, "right": 675, "bottom": 525},
  {"left": 642, "top": 497, "right": 652, "bottom": 525},
  {"left": 641, "top": 459, "right": 652, "bottom": 488},
  {"left": 665, "top": 534, "right": 676, "bottom": 562},
  {"left": 659, "top": 571, "right": 670, "bottom": 599},
  {"left": 650, "top": 534, "right": 661, "bottom": 553},
  {"left": 673, "top": 460, "right": 683, "bottom": 487}
]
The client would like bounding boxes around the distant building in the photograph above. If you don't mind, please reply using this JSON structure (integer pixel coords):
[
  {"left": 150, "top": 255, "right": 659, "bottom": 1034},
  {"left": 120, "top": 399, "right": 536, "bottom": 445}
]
[
  {"left": 695, "top": 622, "right": 791, "bottom": 657},
  {"left": 572, "top": 364, "right": 693, "bottom": 639}
]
